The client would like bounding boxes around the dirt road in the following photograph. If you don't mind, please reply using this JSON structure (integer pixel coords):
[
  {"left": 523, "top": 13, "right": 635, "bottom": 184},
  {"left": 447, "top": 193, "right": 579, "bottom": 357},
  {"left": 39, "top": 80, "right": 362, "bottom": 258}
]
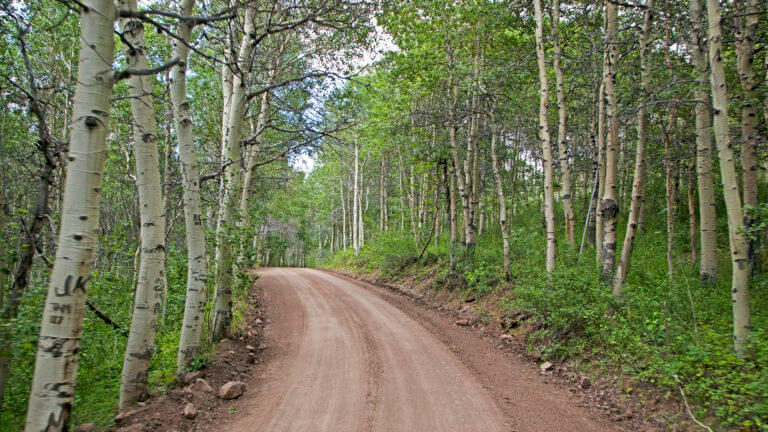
[{"left": 218, "top": 268, "right": 616, "bottom": 432}]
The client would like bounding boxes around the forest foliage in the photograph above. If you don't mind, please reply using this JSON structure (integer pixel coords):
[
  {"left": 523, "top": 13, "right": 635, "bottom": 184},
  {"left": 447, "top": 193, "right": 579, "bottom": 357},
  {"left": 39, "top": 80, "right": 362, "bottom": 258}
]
[{"left": 1, "top": 0, "right": 767, "bottom": 430}]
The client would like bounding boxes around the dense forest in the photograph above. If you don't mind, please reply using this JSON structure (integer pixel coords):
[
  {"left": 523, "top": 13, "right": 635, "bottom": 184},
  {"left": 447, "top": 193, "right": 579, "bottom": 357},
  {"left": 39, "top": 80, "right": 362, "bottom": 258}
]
[{"left": 0, "top": 0, "right": 767, "bottom": 430}]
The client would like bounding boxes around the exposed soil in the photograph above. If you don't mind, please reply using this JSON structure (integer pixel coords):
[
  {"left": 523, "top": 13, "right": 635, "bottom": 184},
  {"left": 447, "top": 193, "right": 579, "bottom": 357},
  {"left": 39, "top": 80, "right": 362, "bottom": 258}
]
[{"left": 103, "top": 267, "right": 685, "bottom": 432}]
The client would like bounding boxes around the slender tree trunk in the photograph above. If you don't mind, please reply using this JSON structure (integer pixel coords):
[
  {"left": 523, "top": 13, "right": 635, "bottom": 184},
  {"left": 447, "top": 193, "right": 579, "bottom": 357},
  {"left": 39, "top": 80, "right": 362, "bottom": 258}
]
[
  {"left": 118, "top": 0, "right": 167, "bottom": 407},
  {"left": 706, "top": 0, "right": 752, "bottom": 356},
  {"left": 24, "top": 1, "right": 115, "bottom": 429},
  {"left": 340, "top": 179, "right": 347, "bottom": 249},
  {"left": 534, "top": 0, "right": 557, "bottom": 272},
  {"left": 689, "top": 0, "right": 717, "bottom": 283},
  {"left": 359, "top": 161, "right": 365, "bottom": 247},
  {"left": 551, "top": 0, "right": 575, "bottom": 247},
  {"left": 212, "top": 5, "right": 257, "bottom": 341},
  {"left": 600, "top": 0, "right": 620, "bottom": 278},
  {"left": 380, "top": 157, "right": 386, "bottom": 232},
  {"left": 171, "top": 0, "right": 208, "bottom": 371},
  {"left": 240, "top": 90, "right": 270, "bottom": 217},
  {"left": 447, "top": 79, "right": 474, "bottom": 252},
  {"left": 595, "top": 80, "right": 606, "bottom": 262},
  {"left": 613, "top": 0, "right": 654, "bottom": 295},
  {"left": 490, "top": 121, "right": 511, "bottom": 281},
  {"left": 688, "top": 157, "right": 698, "bottom": 264},
  {"left": 735, "top": 0, "right": 759, "bottom": 257},
  {"left": 664, "top": 25, "right": 678, "bottom": 278},
  {"left": 353, "top": 141, "right": 359, "bottom": 255},
  {"left": 449, "top": 158, "right": 458, "bottom": 270}
]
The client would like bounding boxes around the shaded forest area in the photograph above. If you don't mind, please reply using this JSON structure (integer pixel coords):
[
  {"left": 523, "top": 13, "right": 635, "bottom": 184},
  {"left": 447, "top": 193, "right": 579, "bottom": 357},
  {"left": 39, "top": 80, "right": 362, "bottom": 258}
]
[{"left": 0, "top": 0, "right": 767, "bottom": 430}]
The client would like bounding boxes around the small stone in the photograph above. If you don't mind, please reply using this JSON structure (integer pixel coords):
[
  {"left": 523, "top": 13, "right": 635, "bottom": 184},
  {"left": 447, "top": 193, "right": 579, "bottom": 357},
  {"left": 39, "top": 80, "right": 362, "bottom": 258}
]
[
  {"left": 579, "top": 376, "right": 591, "bottom": 389},
  {"left": 194, "top": 378, "right": 214, "bottom": 393},
  {"left": 257, "top": 343, "right": 267, "bottom": 350},
  {"left": 539, "top": 361, "right": 553, "bottom": 372},
  {"left": 219, "top": 381, "right": 246, "bottom": 399},
  {"left": 74, "top": 423, "right": 96, "bottom": 432},
  {"left": 455, "top": 319, "right": 469, "bottom": 326},
  {"left": 179, "top": 370, "right": 201, "bottom": 384},
  {"left": 500, "top": 334, "right": 514, "bottom": 342},
  {"left": 137, "top": 402, "right": 146, "bottom": 407},
  {"left": 247, "top": 352, "right": 256, "bottom": 363},
  {"left": 183, "top": 402, "right": 197, "bottom": 419},
  {"left": 246, "top": 345, "right": 256, "bottom": 352},
  {"left": 227, "top": 350, "right": 236, "bottom": 356},
  {"left": 254, "top": 319, "right": 263, "bottom": 325},
  {"left": 115, "top": 409, "right": 138, "bottom": 423}
]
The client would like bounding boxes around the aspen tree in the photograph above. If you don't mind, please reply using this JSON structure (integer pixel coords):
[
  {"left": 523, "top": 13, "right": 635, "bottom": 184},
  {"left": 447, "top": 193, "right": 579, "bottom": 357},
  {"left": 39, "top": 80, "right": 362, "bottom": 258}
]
[
  {"left": 118, "top": 0, "right": 167, "bottom": 407},
  {"left": 595, "top": 80, "right": 606, "bottom": 262},
  {"left": 353, "top": 140, "right": 360, "bottom": 255},
  {"left": 551, "top": 0, "right": 575, "bottom": 246},
  {"left": 735, "top": 0, "right": 759, "bottom": 250},
  {"left": 170, "top": 0, "right": 209, "bottom": 371},
  {"left": 614, "top": 0, "right": 654, "bottom": 295},
  {"left": 490, "top": 119, "right": 511, "bottom": 281},
  {"left": 212, "top": 4, "right": 258, "bottom": 341},
  {"left": 534, "top": 0, "right": 557, "bottom": 271},
  {"left": 663, "top": 22, "right": 678, "bottom": 278},
  {"left": 689, "top": 0, "right": 717, "bottom": 283},
  {"left": 706, "top": 0, "right": 752, "bottom": 356},
  {"left": 25, "top": 0, "right": 115, "bottom": 429},
  {"left": 600, "top": 0, "right": 620, "bottom": 278}
]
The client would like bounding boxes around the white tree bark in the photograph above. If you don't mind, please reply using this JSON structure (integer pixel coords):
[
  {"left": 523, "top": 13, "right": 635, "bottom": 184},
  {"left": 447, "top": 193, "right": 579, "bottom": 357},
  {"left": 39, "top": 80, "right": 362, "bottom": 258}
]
[
  {"left": 490, "top": 121, "right": 511, "bottom": 281},
  {"left": 551, "top": 0, "right": 575, "bottom": 247},
  {"left": 534, "top": 0, "right": 557, "bottom": 272},
  {"left": 169, "top": 0, "right": 208, "bottom": 371},
  {"left": 600, "top": 0, "right": 620, "bottom": 278},
  {"left": 24, "top": 0, "right": 115, "bottom": 429},
  {"left": 688, "top": 0, "right": 717, "bottom": 283},
  {"left": 118, "top": 0, "right": 167, "bottom": 408},
  {"left": 212, "top": 5, "right": 257, "bottom": 341},
  {"left": 353, "top": 141, "right": 360, "bottom": 255},
  {"left": 613, "top": 0, "right": 654, "bottom": 295},
  {"left": 706, "top": 0, "right": 752, "bottom": 356}
]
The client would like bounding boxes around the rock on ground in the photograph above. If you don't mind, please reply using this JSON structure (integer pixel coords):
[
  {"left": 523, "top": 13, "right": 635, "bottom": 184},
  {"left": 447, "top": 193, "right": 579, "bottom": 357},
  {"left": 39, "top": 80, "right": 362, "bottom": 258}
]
[{"left": 219, "top": 381, "right": 246, "bottom": 400}]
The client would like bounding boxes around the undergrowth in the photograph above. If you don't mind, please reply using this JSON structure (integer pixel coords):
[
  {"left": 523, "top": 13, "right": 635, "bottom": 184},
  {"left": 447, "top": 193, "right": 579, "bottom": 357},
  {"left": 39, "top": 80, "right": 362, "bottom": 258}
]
[
  {"left": 324, "top": 208, "right": 768, "bottom": 431},
  {"left": 1, "top": 235, "right": 259, "bottom": 431}
]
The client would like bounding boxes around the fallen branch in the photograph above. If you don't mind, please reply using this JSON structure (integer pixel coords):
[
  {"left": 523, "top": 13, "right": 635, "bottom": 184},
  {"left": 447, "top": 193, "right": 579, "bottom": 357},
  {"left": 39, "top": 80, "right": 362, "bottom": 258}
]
[{"left": 86, "top": 300, "right": 128, "bottom": 337}]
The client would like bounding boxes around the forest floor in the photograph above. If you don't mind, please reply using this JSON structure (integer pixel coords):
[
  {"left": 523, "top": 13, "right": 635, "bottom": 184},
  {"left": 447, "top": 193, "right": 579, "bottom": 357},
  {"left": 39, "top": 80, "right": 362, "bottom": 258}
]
[{"left": 103, "top": 267, "right": 685, "bottom": 432}]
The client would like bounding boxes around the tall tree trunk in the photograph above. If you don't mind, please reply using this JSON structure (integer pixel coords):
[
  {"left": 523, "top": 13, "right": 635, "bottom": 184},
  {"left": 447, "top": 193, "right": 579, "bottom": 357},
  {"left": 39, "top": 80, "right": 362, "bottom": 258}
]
[
  {"left": 600, "top": 0, "right": 620, "bottom": 278},
  {"left": 359, "top": 160, "right": 365, "bottom": 247},
  {"left": 613, "top": 0, "right": 654, "bottom": 295},
  {"left": 24, "top": 0, "right": 115, "bottom": 429},
  {"left": 170, "top": 0, "right": 208, "bottom": 371},
  {"left": 595, "top": 80, "right": 606, "bottom": 262},
  {"left": 735, "top": 0, "right": 759, "bottom": 257},
  {"left": 706, "top": 0, "right": 752, "bottom": 356},
  {"left": 689, "top": 0, "right": 717, "bottom": 283},
  {"left": 340, "top": 179, "right": 346, "bottom": 249},
  {"left": 490, "top": 121, "right": 511, "bottom": 281},
  {"left": 534, "top": 0, "right": 557, "bottom": 272},
  {"left": 118, "top": 0, "right": 167, "bottom": 407},
  {"left": 447, "top": 79, "right": 474, "bottom": 252},
  {"left": 449, "top": 158, "right": 458, "bottom": 270},
  {"left": 688, "top": 159, "right": 698, "bottom": 263},
  {"left": 212, "top": 5, "right": 257, "bottom": 341},
  {"left": 664, "top": 24, "right": 678, "bottom": 278},
  {"left": 551, "top": 0, "right": 575, "bottom": 247},
  {"left": 380, "top": 157, "right": 386, "bottom": 232},
  {"left": 353, "top": 141, "right": 360, "bottom": 255}
]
